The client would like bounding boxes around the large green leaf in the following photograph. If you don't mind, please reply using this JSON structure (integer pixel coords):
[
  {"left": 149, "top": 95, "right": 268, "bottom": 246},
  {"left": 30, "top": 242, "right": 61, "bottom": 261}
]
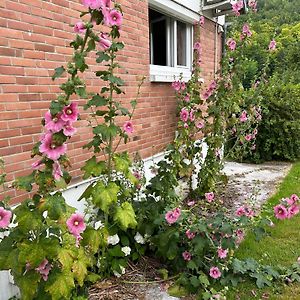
[
  {"left": 58, "top": 248, "right": 75, "bottom": 270},
  {"left": 81, "top": 227, "right": 103, "bottom": 254},
  {"left": 81, "top": 156, "right": 106, "bottom": 179},
  {"left": 18, "top": 242, "right": 46, "bottom": 268},
  {"left": 13, "top": 172, "right": 35, "bottom": 192},
  {"left": 15, "top": 271, "right": 40, "bottom": 300},
  {"left": 52, "top": 66, "right": 65, "bottom": 81},
  {"left": 113, "top": 153, "right": 131, "bottom": 173},
  {"left": 44, "top": 193, "right": 67, "bottom": 220},
  {"left": 45, "top": 271, "right": 75, "bottom": 300},
  {"left": 113, "top": 202, "right": 137, "bottom": 230},
  {"left": 0, "top": 236, "right": 14, "bottom": 269},
  {"left": 92, "top": 182, "right": 119, "bottom": 212}
]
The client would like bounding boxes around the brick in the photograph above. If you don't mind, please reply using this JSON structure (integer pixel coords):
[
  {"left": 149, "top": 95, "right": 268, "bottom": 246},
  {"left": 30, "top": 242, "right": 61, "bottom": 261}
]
[{"left": 34, "top": 43, "right": 55, "bottom": 52}]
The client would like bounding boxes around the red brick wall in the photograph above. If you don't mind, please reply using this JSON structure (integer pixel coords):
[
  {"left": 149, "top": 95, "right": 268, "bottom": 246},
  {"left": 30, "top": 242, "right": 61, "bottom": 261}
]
[{"left": 0, "top": 0, "right": 222, "bottom": 203}]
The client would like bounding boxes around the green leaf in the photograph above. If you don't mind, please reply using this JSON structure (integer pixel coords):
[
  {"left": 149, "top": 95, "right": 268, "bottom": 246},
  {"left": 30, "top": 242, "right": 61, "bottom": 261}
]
[
  {"left": 45, "top": 271, "right": 75, "bottom": 300},
  {"left": 50, "top": 101, "right": 65, "bottom": 116},
  {"left": 113, "top": 153, "right": 131, "bottom": 173},
  {"left": 78, "top": 183, "right": 94, "bottom": 201},
  {"left": 113, "top": 201, "right": 137, "bottom": 230},
  {"left": 86, "top": 272, "right": 101, "bottom": 283},
  {"left": 187, "top": 260, "right": 197, "bottom": 271},
  {"left": 52, "top": 66, "right": 65, "bottom": 80},
  {"left": 81, "top": 227, "right": 102, "bottom": 254},
  {"left": 15, "top": 271, "right": 40, "bottom": 300},
  {"left": 74, "top": 52, "right": 88, "bottom": 72},
  {"left": 44, "top": 193, "right": 67, "bottom": 220},
  {"left": 108, "top": 245, "right": 124, "bottom": 257},
  {"left": 81, "top": 156, "right": 106, "bottom": 179},
  {"left": 75, "top": 86, "right": 87, "bottom": 98},
  {"left": 93, "top": 124, "right": 119, "bottom": 141},
  {"left": 18, "top": 242, "right": 46, "bottom": 268},
  {"left": 108, "top": 75, "right": 124, "bottom": 86},
  {"left": 0, "top": 236, "right": 15, "bottom": 269},
  {"left": 84, "top": 94, "right": 108, "bottom": 109},
  {"left": 130, "top": 99, "right": 137, "bottom": 109},
  {"left": 87, "top": 38, "right": 96, "bottom": 52},
  {"left": 96, "top": 51, "right": 110, "bottom": 63},
  {"left": 58, "top": 248, "right": 75, "bottom": 270},
  {"left": 13, "top": 172, "right": 35, "bottom": 192},
  {"left": 190, "top": 275, "right": 200, "bottom": 288},
  {"left": 72, "top": 259, "right": 88, "bottom": 286},
  {"left": 199, "top": 274, "right": 210, "bottom": 286},
  {"left": 168, "top": 284, "right": 189, "bottom": 297},
  {"left": 251, "top": 272, "right": 272, "bottom": 288},
  {"left": 92, "top": 181, "right": 119, "bottom": 212}
]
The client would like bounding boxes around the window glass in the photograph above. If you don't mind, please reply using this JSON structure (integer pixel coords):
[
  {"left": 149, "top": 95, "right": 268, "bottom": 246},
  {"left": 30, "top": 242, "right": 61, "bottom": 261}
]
[
  {"left": 149, "top": 9, "right": 167, "bottom": 66},
  {"left": 177, "top": 21, "right": 187, "bottom": 66}
]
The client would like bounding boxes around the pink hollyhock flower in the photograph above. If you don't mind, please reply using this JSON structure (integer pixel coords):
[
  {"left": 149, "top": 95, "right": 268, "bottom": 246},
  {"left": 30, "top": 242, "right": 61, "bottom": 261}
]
[
  {"left": 165, "top": 208, "right": 181, "bottom": 225},
  {"left": 39, "top": 133, "right": 67, "bottom": 160},
  {"left": 287, "top": 194, "right": 299, "bottom": 205},
  {"left": 248, "top": 0, "right": 257, "bottom": 10},
  {"left": 101, "top": 0, "right": 111, "bottom": 9},
  {"left": 226, "top": 38, "right": 237, "bottom": 51},
  {"left": 235, "top": 206, "right": 246, "bottom": 217},
  {"left": 184, "top": 94, "right": 190, "bottom": 102},
  {"left": 61, "top": 102, "right": 79, "bottom": 123},
  {"left": 235, "top": 228, "right": 245, "bottom": 244},
  {"left": 239, "top": 111, "right": 248, "bottom": 122},
  {"left": 187, "top": 200, "right": 195, "bottom": 206},
  {"left": 183, "top": 123, "right": 189, "bottom": 129},
  {"left": 123, "top": 121, "right": 133, "bottom": 134},
  {"left": 99, "top": 32, "right": 112, "bottom": 50},
  {"left": 245, "top": 134, "right": 252, "bottom": 141},
  {"left": 66, "top": 213, "right": 86, "bottom": 236},
  {"left": 202, "top": 90, "right": 211, "bottom": 100},
  {"left": 63, "top": 121, "right": 77, "bottom": 137},
  {"left": 82, "top": 0, "right": 102, "bottom": 10},
  {"left": 52, "top": 161, "right": 63, "bottom": 181},
  {"left": 268, "top": 39, "right": 276, "bottom": 51},
  {"left": 74, "top": 21, "right": 86, "bottom": 34},
  {"left": 231, "top": 0, "right": 243, "bottom": 16},
  {"left": 217, "top": 248, "right": 228, "bottom": 259},
  {"left": 181, "top": 81, "right": 186, "bottom": 90},
  {"left": 0, "top": 207, "right": 12, "bottom": 228},
  {"left": 189, "top": 110, "right": 195, "bottom": 122},
  {"left": 180, "top": 108, "right": 189, "bottom": 122},
  {"left": 32, "top": 160, "right": 43, "bottom": 170},
  {"left": 242, "top": 24, "right": 252, "bottom": 37},
  {"left": 253, "top": 128, "right": 258, "bottom": 136},
  {"left": 274, "top": 204, "right": 288, "bottom": 220},
  {"left": 196, "top": 120, "right": 205, "bottom": 129},
  {"left": 133, "top": 171, "right": 142, "bottom": 180},
  {"left": 208, "top": 80, "right": 217, "bottom": 91},
  {"left": 172, "top": 81, "right": 181, "bottom": 91},
  {"left": 108, "top": 9, "right": 123, "bottom": 27},
  {"left": 209, "top": 266, "right": 221, "bottom": 279},
  {"left": 182, "top": 251, "right": 192, "bottom": 261},
  {"left": 186, "top": 229, "right": 196, "bottom": 240},
  {"left": 288, "top": 205, "right": 300, "bottom": 219},
  {"left": 45, "top": 111, "right": 66, "bottom": 133},
  {"left": 199, "top": 15, "right": 205, "bottom": 25},
  {"left": 205, "top": 192, "right": 215, "bottom": 203},
  {"left": 194, "top": 42, "right": 202, "bottom": 52},
  {"left": 36, "top": 259, "right": 52, "bottom": 281}
]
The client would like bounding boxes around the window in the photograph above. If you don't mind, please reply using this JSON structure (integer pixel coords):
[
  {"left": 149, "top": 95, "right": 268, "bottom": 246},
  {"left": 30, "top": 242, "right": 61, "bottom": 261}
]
[{"left": 149, "top": 8, "right": 193, "bottom": 82}]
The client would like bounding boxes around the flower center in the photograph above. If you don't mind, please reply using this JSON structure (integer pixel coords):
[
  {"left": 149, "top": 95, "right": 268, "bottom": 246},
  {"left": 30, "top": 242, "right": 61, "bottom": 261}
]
[
  {"left": 50, "top": 143, "right": 56, "bottom": 149},
  {"left": 66, "top": 109, "right": 73, "bottom": 115},
  {"left": 113, "top": 16, "right": 117, "bottom": 21},
  {"left": 53, "top": 117, "right": 58, "bottom": 123},
  {"left": 74, "top": 221, "right": 79, "bottom": 226}
]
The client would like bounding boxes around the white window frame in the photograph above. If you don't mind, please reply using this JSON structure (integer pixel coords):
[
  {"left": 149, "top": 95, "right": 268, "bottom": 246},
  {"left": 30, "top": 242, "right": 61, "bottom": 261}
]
[{"left": 149, "top": 0, "right": 199, "bottom": 82}]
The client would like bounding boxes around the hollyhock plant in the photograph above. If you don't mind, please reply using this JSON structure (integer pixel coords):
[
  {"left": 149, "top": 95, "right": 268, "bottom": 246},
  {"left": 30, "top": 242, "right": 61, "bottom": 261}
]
[
  {"left": 226, "top": 38, "right": 237, "bottom": 51},
  {"left": 52, "top": 161, "right": 63, "bottom": 181},
  {"left": 239, "top": 111, "right": 248, "bottom": 122},
  {"left": 184, "top": 94, "right": 190, "bottom": 102},
  {"left": 61, "top": 102, "right": 79, "bottom": 123},
  {"left": 274, "top": 204, "right": 288, "bottom": 220},
  {"left": 82, "top": 0, "right": 102, "bottom": 10},
  {"left": 288, "top": 194, "right": 299, "bottom": 205},
  {"left": 194, "top": 42, "right": 202, "bottom": 52},
  {"left": 66, "top": 213, "right": 86, "bottom": 236},
  {"left": 269, "top": 39, "right": 276, "bottom": 51},
  {"left": 217, "top": 248, "right": 228, "bottom": 259},
  {"left": 199, "top": 15, "right": 205, "bottom": 25},
  {"left": 36, "top": 259, "right": 52, "bottom": 281},
  {"left": 248, "top": 0, "right": 257, "bottom": 10},
  {"left": 205, "top": 192, "right": 214, "bottom": 202},
  {"left": 242, "top": 24, "right": 252, "bottom": 37},
  {"left": 32, "top": 160, "right": 43, "bottom": 170},
  {"left": 74, "top": 21, "right": 86, "bottom": 34},
  {"left": 123, "top": 121, "right": 133, "bottom": 134},
  {"left": 231, "top": 0, "right": 244, "bottom": 16},
  {"left": 196, "top": 120, "right": 205, "bottom": 129},
  {"left": 235, "top": 206, "right": 246, "bottom": 217},
  {"left": 44, "top": 111, "right": 66, "bottom": 133},
  {"left": 39, "top": 133, "right": 67, "bottom": 160},
  {"left": 99, "top": 32, "right": 112, "bottom": 50},
  {"left": 288, "top": 205, "right": 299, "bottom": 219},
  {"left": 63, "top": 121, "right": 77, "bottom": 137},
  {"left": 108, "top": 9, "right": 123, "bottom": 27},
  {"left": 172, "top": 81, "right": 181, "bottom": 91},
  {"left": 209, "top": 266, "right": 221, "bottom": 279},
  {"left": 245, "top": 134, "right": 252, "bottom": 141},
  {"left": 182, "top": 251, "right": 192, "bottom": 261},
  {"left": 0, "top": 207, "right": 12, "bottom": 229},
  {"left": 180, "top": 108, "right": 189, "bottom": 122},
  {"left": 186, "top": 229, "right": 196, "bottom": 240},
  {"left": 165, "top": 208, "right": 181, "bottom": 225}
]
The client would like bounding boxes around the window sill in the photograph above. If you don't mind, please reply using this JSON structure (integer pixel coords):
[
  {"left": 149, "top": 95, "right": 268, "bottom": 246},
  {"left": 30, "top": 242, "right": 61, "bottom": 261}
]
[{"left": 150, "top": 65, "right": 192, "bottom": 82}]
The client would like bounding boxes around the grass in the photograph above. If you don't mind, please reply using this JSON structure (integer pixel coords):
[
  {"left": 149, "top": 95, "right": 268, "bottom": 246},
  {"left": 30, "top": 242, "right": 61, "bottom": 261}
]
[{"left": 227, "top": 161, "right": 300, "bottom": 300}]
